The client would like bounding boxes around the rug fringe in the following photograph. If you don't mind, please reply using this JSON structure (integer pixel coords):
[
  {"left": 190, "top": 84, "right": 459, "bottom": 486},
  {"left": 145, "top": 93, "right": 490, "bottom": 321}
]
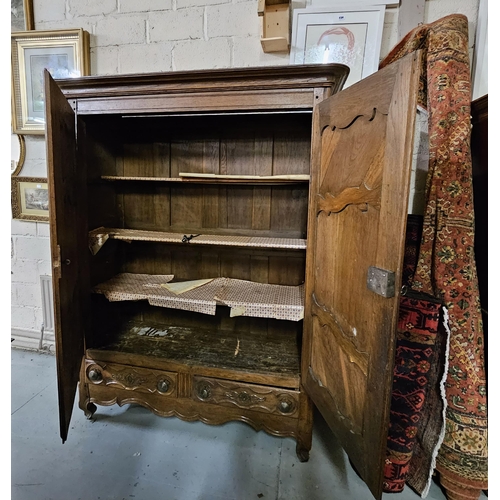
[{"left": 421, "top": 306, "right": 451, "bottom": 498}]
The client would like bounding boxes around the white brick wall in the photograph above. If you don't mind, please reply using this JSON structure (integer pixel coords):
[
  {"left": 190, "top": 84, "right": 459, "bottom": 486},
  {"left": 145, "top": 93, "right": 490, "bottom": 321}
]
[
  {"left": 11, "top": 215, "right": 51, "bottom": 344},
  {"left": 206, "top": 3, "right": 259, "bottom": 38},
  {"left": 12, "top": 0, "right": 481, "bottom": 349},
  {"left": 95, "top": 15, "right": 148, "bottom": 46},
  {"left": 120, "top": 0, "right": 173, "bottom": 14},
  {"left": 119, "top": 42, "right": 173, "bottom": 75},
  {"left": 68, "top": 0, "right": 117, "bottom": 18},
  {"left": 149, "top": 9, "right": 205, "bottom": 42},
  {"left": 173, "top": 37, "right": 232, "bottom": 70}
]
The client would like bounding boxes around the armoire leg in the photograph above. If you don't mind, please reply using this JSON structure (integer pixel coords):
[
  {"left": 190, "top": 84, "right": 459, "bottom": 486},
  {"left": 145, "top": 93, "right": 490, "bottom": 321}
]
[
  {"left": 296, "top": 443, "right": 310, "bottom": 462},
  {"left": 78, "top": 378, "right": 96, "bottom": 419},
  {"left": 295, "top": 387, "right": 314, "bottom": 462},
  {"left": 82, "top": 402, "right": 97, "bottom": 420}
]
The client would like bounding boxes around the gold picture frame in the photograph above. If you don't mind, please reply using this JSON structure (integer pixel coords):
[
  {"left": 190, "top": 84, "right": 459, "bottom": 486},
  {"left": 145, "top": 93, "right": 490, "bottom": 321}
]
[
  {"left": 11, "top": 133, "right": 26, "bottom": 177},
  {"left": 12, "top": 176, "right": 49, "bottom": 222},
  {"left": 11, "top": 29, "right": 90, "bottom": 135},
  {"left": 11, "top": 0, "right": 34, "bottom": 31}
]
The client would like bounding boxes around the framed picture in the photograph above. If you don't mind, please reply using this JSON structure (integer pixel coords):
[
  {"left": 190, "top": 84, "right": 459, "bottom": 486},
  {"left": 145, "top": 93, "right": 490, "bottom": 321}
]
[
  {"left": 310, "top": 0, "right": 396, "bottom": 6},
  {"left": 12, "top": 177, "right": 50, "bottom": 222},
  {"left": 11, "top": 29, "right": 90, "bottom": 135},
  {"left": 290, "top": 5, "right": 385, "bottom": 88},
  {"left": 11, "top": 133, "right": 26, "bottom": 177},
  {"left": 11, "top": 0, "right": 34, "bottom": 31}
]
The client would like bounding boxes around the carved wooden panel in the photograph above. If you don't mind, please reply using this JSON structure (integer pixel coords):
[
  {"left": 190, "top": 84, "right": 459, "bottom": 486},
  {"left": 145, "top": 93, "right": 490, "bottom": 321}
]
[
  {"left": 82, "top": 382, "right": 305, "bottom": 447},
  {"left": 192, "top": 376, "right": 299, "bottom": 417},
  {"left": 303, "top": 52, "right": 422, "bottom": 499},
  {"left": 84, "top": 359, "right": 177, "bottom": 397},
  {"left": 311, "top": 104, "right": 388, "bottom": 437}
]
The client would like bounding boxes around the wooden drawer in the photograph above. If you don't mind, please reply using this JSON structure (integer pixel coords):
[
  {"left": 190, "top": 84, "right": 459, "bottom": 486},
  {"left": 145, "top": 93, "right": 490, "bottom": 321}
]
[
  {"left": 84, "top": 360, "right": 177, "bottom": 397},
  {"left": 192, "top": 376, "right": 299, "bottom": 418}
]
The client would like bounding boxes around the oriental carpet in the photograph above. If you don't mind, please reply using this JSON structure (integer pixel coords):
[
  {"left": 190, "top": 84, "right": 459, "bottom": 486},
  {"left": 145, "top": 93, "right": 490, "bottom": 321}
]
[
  {"left": 383, "top": 295, "right": 442, "bottom": 494},
  {"left": 383, "top": 215, "right": 445, "bottom": 494},
  {"left": 380, "top": 14, "right": 487, "bottom": 500}
]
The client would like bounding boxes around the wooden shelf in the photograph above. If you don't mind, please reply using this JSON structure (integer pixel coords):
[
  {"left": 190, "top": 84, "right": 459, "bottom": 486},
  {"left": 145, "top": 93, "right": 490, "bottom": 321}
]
[
  {"left": 102, "top": 176, "right": 182, "bottom": 182},
  {"left": 93, "top": 273, "right": 304, "bottom": 322},
  {"left": 89, "top": 227, "right": 306, "bottom": 255},
  {"left": 101, "top": 174, "right": 309, "bottom": 185},
  {"left": 89, "top": 318, "right": 301, "bottom": 385}
]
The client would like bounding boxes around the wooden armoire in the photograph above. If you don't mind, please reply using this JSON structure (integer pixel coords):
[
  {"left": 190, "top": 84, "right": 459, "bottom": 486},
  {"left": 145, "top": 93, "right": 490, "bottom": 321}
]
[{"left": 46, "top": 51, "right": 422, "bottom": 500}]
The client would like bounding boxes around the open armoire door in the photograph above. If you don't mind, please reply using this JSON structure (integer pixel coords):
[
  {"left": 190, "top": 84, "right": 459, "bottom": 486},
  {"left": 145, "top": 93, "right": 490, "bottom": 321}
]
[
  {"left": 45, "top": 70, "right": 90, "bottom": 443},
  {"left": 302, "top": 52, "right": 422, "bottom": 499}
]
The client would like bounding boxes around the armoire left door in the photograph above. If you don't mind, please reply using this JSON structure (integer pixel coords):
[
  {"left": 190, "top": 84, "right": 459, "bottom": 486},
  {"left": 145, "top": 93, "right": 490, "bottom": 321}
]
[{"left": 45, "top": 70, "right": 90, "bottom": 442}]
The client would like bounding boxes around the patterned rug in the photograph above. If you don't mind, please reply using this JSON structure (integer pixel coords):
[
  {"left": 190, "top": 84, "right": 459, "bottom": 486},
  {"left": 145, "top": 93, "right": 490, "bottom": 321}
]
[
  {"left": 380, "top": 14, "right": 488, "bottom": 499},
  {"left": 383, "top": 296, "right": 442, "bottom": 493},
  {"left": 383, "top": 215, "right": 445, "bottom": 494}
]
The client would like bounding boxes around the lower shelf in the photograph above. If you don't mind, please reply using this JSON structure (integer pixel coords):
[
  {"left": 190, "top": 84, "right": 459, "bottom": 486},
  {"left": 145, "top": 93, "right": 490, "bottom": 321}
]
[{"left": 90, "top": 319, "right": 301, "bottom": 385}]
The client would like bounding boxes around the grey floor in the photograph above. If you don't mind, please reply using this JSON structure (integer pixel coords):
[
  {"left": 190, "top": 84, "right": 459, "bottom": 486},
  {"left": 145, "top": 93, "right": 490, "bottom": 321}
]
[{"left": 12, "top": 348, "right": 488, "bottom": 500}]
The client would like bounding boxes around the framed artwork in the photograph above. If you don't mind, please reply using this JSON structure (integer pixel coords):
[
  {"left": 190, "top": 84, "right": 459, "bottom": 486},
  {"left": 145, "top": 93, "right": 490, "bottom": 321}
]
[
  {"left": 11, "top": 29, "right": 90, "bottom": 135},
  {"left": 11, "top": 0, "right": 34, "bottom": 31},
  {"left": 310, "top": 0, "right": 396, "bottom": 6},
  {"left": 290, "top": 5, "right": 385, "bottom": 88},
  {"left": 11, "top": 133, "right": 26, "bottom": 177},
  {"left": 12, "top": 177, "right": 50, "bottom": 222}
]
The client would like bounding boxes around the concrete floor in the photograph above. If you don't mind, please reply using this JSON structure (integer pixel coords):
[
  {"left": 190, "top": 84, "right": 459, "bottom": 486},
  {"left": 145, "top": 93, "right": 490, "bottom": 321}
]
[{"left": 11, "top": 348, "right": 488, "bottom": 500}]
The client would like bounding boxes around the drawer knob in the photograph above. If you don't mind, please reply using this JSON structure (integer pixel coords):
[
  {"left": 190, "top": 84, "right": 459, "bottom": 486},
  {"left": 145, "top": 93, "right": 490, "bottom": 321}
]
[
  {"left": 88, "top": 368, "right": 102, "bottom": 382},
  {"left": 197, "top": 383, "right": 211, "bottom": 400},
  {"left": 238, "top": 391, "right": 251, "bottom": 403},
  {"left": 278, "top": 398, "right": 295, "bottom": 414},
  {"left": 157, "top": 379, "right": 170, "bottom": 393}
]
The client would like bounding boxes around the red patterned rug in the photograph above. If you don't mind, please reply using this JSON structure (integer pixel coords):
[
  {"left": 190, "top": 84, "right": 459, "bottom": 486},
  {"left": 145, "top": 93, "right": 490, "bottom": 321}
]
[
  {"left": 383, "top": 296, "right": 442, "bottom": 493},
  {"left": 380, "top": 14, "right": 487, "bottom": 499},
  {"left": 384, "top": 215, "right": 446, "bottom": 494}
]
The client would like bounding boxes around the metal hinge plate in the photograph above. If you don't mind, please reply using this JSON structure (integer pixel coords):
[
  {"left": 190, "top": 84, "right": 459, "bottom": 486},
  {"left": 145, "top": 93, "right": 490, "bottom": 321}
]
[{"left": 367, "top": 266, "right": 395, "bottom": 298}]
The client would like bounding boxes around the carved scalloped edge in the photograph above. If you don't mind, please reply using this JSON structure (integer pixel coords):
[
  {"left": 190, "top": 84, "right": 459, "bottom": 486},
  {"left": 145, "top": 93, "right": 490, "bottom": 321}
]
[
  {"left": 320, "top": 107, "right": 389, "bottom": 134},
  {"left": 316, "top": 184, "right": 381, "bottom": 215},
  {"left": 85, "top": 396, "right": 298, "bottom": 440}
]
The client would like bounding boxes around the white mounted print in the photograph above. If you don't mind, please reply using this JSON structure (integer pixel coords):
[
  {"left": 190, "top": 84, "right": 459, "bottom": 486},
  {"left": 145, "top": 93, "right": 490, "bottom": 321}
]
[{"left": 290, "top": 5, "right": 385, "bottom": 88}]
